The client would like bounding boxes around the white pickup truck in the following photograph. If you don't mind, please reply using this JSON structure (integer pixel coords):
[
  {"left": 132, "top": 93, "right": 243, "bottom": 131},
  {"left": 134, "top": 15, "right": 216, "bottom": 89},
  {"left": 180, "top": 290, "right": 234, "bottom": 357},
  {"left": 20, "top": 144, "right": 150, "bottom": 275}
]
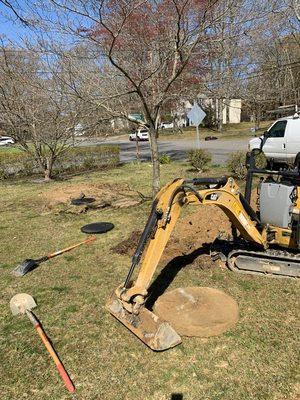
[{"left": 249, "top": 115, "right": 300, "bottom": 164}]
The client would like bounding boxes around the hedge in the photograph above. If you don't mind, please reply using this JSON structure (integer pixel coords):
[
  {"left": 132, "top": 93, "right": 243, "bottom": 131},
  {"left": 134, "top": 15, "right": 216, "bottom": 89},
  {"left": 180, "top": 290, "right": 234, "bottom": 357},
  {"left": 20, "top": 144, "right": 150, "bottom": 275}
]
[
  {"left": 0, "top": 145, "right": 120, "bottom": 180},
  {"left": 226, "top": 150, "right": 267, "bottom": 180},
  {"left": 188, "top": 149, "right": 212, "bottom": 171}
]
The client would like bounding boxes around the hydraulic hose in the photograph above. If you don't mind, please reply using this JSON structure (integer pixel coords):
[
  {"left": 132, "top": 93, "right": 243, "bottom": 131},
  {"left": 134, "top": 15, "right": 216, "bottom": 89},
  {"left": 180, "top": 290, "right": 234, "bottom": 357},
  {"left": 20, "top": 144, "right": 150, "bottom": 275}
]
[
  {"left": 124, "top": 199, "right": 160, "bottom": 288},
  {"left": 123, "top": 183, "right": 207, "bottom": 289},
  {"left": 184, "top": 176, "right": 228, "bottom": 186},
  {"left": 166, "top": 185, "right": 203, "bottom": 210}
]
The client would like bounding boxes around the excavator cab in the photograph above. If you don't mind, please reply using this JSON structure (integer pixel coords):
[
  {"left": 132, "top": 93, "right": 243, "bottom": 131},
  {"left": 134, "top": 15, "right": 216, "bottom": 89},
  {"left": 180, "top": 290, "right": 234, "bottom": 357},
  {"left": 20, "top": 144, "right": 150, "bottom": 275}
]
[{"left": 107, "top": 150, "right": 300, "bottom": 351}]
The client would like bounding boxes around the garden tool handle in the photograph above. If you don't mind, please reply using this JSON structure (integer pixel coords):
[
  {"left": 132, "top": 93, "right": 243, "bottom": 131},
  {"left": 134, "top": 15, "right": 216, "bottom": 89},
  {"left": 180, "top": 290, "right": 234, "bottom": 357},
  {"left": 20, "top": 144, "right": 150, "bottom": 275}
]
[
  {"left": 26, "top": 310, "right": 75, "bottom": 393},
  {"left": 47, "top": 236, "right": 97, "bottom": 259}
]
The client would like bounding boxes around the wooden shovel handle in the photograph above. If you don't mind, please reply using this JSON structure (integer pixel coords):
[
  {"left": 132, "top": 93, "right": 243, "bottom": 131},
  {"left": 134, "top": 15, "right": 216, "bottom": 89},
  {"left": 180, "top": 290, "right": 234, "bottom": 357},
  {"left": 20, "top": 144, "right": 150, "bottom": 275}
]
[
  {"left": 26, "top": 311, "right": 75, "bottom": 393},
  {"left": 47, "top": 236, "right": 97, "bottom": 259}
]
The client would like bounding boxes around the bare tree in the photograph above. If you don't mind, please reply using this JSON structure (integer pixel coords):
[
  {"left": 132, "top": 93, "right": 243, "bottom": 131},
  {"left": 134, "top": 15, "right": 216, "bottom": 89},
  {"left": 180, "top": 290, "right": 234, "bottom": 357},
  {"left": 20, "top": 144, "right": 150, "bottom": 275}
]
[
  {"left": 291, "top": 0, "right": 300, "bottom": 20},
  {"left": 201, "top": 0, "right": 278, "bottom": 131},
  {"left": 0, "top": 45, "right": 85, "bottom": 180},
  {"left": 4, "top": 0, "right": 297, "bottom": 188},
  {"left": 241, "top": 2, "right": 300, "bottom": 123},
  {"left": 0, "top": 0, "right": 30, "bottom": 25},
  {"left": 24, "top": 0, "right": 232, "bottom": 194}
]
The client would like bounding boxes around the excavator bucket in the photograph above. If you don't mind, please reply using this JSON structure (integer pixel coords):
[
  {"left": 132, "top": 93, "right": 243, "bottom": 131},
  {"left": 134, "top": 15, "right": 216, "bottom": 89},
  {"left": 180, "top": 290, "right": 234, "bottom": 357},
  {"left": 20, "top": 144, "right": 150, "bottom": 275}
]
[{"left": 106, "top": 294, "right": 182, "bottom": 351}]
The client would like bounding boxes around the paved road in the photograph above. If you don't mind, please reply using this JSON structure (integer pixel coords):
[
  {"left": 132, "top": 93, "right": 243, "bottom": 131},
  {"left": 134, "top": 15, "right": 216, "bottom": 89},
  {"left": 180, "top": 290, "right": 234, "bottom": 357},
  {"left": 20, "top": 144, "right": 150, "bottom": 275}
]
[{"left": 82, "top": 137, "right": 249, "bottom": 165}]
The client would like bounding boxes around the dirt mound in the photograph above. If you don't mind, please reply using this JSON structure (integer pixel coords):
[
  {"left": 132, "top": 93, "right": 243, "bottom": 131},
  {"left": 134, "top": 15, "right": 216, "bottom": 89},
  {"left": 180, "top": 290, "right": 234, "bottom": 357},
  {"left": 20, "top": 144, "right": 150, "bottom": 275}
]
[
  {"left": 40, "top": 183, "right": 144, "bottom": 213},
  {"left": 111, "top": 205, "right": 231, "bottom": 271},
  {"left": 111, "top": 230, "right": 142, "bottom": 256},
  {"left": 163, "top": 205, "right": 231, "bottom": 263},
  {"left": 154, "top": 286, "right": 239, "bottom": 337},
  {"left": 250, "top": 187, "right": 259, "bottom": 211},
  {"left": 41, "top": 183, "right": 99, "bottom": 205}
]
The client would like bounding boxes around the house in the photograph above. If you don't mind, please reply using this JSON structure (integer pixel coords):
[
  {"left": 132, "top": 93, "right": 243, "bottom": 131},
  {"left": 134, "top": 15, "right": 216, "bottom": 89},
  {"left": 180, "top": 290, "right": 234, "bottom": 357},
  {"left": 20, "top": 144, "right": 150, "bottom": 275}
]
[
  {"left": 172, "top": 97, "right": 242, "bottom": 127},
  {"left": 200, "top": 97, "right": 242, "bottom": 124}
]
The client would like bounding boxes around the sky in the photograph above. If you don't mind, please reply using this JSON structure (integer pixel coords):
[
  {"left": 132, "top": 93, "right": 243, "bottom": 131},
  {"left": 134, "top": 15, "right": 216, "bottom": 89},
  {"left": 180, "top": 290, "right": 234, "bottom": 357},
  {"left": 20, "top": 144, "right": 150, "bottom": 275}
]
[
  {"left": 0, "top": 3, "right": 32, "bottom": 43},
  {"left": 0, "top": 1, "right": 91, "bottom": 47}
]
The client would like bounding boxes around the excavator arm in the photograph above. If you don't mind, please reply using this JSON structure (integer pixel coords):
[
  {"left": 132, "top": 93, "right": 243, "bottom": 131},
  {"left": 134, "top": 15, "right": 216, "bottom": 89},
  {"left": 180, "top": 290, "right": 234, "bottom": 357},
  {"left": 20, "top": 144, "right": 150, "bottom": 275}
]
[{"left": 106, "top": 176, "right": 266, "bottom": 351}]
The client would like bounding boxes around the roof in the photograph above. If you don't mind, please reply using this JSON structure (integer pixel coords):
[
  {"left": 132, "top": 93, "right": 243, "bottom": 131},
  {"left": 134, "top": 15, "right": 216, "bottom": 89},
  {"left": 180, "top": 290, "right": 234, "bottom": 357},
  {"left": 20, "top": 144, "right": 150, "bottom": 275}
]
[{"left": 277, "top": 114, "right": 300, "bottom": 121}]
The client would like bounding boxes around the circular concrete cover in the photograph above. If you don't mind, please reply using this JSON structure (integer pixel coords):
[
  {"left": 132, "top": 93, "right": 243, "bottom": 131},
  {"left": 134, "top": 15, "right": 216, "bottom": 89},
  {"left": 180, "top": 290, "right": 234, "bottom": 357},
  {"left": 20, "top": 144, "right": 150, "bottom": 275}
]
[{"left": 154, "top": 287, "right": 239, "bottom": 337}]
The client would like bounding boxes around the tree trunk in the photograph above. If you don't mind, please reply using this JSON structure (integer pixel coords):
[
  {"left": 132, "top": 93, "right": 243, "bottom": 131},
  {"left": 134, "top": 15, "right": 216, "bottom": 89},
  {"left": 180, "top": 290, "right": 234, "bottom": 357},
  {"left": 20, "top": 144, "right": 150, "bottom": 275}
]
[
  {"left": 135, "top": 137, "right": 141, "bottom": 163},
  {"left": 44, "top": 157, "right": 53, "bottom": 181},
  {"left": 174, "top": 116, "right": 183, "bottom": 134},
  {"left": 217, "top": 98, "right": 223, "bottom": 132},
  {"left": 255, "top": 116, "right": 260, "bottom": 131},
  {"left": 225, "top": 97, "right": 230, "bottom": 124},
  {"left": 149, "top": 127, "right": 160, "bottom": 196},
  {"left": 254, "top": 108, "right": 261, "bottom": 131}
]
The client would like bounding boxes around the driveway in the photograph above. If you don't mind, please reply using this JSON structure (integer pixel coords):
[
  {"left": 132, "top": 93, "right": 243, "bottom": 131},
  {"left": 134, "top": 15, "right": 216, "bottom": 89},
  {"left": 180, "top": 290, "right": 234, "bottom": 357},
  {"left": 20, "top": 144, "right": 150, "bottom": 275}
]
[{"left": 80, "top": 137, "right": 249, "bottom": 165}]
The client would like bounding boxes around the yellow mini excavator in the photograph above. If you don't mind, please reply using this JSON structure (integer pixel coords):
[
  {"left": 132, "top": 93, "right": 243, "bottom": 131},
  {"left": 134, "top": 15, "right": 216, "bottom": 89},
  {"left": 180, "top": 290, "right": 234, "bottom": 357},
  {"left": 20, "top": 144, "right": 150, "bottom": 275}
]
[{"left": 106, "top": 151, "right": 300, "bottom": 351}]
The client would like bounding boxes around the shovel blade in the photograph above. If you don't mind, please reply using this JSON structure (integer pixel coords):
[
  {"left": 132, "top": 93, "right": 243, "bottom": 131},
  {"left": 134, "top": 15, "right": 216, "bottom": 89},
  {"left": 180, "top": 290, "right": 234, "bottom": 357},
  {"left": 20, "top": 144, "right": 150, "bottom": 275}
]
[
  {"left": 10, "top": 293, "right": 37, "bottom": 315},
  {"left": 106, "top": 294, "right": 182, "bottom": 351},
  {"left": 12, "top": 259, "right": 39, "bottom": 277}
]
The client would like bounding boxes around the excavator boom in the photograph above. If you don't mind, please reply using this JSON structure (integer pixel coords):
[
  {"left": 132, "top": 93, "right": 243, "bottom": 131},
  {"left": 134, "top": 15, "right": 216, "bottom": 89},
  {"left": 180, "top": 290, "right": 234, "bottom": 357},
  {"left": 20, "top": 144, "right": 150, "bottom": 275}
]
[{"left": 107, "top": 176, "right": 267, "bottom": 351}]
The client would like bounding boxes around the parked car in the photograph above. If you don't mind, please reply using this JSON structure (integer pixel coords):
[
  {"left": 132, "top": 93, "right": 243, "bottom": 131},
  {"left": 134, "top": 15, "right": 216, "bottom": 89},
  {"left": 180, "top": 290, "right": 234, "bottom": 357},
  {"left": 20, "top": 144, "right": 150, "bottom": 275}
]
[
  {"left": 160, "top": 121, "right": 174, "bottom": 129},
  {"left": 129, "top": 128, "right": 149, "bottom": 141},
  {"left": 74, "top": 123, "right": 85, "bottom": 136},
  {"left": 249, "top": 115, "right": 300, "bottom": 164},
  {"left": 0, "top": 136, "right": 15, "bottom": 146}
]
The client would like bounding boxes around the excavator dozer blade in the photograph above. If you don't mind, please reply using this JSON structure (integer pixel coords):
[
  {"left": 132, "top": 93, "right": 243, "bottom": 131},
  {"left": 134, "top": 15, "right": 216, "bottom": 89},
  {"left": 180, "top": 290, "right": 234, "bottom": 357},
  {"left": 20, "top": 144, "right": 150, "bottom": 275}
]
[{"left": 106, "top": 294, "right": 182, "bottom": 351}]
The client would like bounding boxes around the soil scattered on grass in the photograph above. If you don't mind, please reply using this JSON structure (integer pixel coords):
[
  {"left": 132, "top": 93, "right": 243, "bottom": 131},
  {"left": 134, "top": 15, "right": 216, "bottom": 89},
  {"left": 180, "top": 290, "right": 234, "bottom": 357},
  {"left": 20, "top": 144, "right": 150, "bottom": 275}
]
[
  {"left": 39, "top": 183, "right": 144, "bottom": 213},
  {"left": 111, "top": 230, "right": 142, "bottom": 256}
]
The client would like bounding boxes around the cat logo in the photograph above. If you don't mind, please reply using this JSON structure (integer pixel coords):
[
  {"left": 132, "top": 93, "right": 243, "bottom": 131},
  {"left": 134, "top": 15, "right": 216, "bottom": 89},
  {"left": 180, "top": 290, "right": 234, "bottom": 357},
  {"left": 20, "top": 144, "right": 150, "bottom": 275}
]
[{"left": 209, "top": 193, "right": 219, "bottom": 201}]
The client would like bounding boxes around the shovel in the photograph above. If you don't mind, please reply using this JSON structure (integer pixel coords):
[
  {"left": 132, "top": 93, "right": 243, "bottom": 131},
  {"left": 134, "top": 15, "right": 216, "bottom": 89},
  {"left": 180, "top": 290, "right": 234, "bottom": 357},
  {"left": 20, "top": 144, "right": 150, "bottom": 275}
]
[
  {"left": 12, "top": 236, "right": 96, "bottom": 276},
  {"left": 10, "top": 293, "right": 75, "bottom": 393}
]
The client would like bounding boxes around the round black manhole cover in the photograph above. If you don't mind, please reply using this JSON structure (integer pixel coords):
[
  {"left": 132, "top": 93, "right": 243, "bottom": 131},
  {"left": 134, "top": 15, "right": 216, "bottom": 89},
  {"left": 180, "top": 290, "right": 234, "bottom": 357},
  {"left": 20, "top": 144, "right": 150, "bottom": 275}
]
[
  {"left": 81, "top": 222, "right": 115, "bottom": 234},
  {"left": 71, "top": 197, "right": 95, "bottom": 206}
]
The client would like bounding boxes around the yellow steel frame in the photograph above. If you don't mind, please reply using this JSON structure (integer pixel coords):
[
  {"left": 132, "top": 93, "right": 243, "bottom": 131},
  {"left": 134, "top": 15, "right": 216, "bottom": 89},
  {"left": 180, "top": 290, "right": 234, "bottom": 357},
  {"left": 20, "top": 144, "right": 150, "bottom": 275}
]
[{"left": 117, "top": 177, "right": 296, "bottom": 313}]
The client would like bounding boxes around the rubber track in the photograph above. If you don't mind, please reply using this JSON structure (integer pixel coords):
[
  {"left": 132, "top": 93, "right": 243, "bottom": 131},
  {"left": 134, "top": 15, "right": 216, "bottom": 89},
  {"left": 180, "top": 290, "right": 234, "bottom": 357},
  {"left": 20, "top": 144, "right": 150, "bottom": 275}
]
[{"left": 227, "top": 248, "right": 300, "bottom": 278}]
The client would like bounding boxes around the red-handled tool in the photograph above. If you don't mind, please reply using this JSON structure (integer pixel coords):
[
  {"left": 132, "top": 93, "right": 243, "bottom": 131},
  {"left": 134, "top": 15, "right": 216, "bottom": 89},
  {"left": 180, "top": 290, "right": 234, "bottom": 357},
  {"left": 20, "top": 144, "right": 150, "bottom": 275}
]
[
  {"left": 10, "top": 293, "right": 75, "bottom": 393},
  {"left": 12, "top": 236, "right": 97, "bottom": 276}
]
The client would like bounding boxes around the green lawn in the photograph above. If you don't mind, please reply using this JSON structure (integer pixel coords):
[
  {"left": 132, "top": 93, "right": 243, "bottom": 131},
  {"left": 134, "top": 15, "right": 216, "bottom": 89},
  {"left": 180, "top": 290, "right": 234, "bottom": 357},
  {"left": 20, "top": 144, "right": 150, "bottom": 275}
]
[
  {"left": 0, "top": 145, "right": 24, "bottom": 154},
  {"left": 159, "top": 121, "right": 273, "bottom": 141},
  {"left": 0, "top": 162, "right": 299, "bottom": 400}
]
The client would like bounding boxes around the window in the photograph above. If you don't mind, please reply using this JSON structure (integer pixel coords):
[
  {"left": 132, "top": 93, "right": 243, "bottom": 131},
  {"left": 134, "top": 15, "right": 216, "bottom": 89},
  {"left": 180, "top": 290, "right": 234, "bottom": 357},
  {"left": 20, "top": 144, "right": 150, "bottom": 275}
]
[{"left": 267, "top": 121, "right": 287, "bottom": 138}]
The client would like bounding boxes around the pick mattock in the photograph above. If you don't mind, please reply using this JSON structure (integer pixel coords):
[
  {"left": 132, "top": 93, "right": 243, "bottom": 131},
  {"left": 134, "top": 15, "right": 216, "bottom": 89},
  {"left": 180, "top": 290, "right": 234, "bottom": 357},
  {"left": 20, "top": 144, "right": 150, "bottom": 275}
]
[{"left": 10, "top": 293, "right": 75, "bottom": 393}]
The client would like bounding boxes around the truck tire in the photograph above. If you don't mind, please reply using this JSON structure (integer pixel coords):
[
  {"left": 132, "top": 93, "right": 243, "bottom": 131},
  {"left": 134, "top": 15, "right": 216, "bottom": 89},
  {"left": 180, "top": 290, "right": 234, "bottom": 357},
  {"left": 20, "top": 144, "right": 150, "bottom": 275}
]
[
  {"left": 266, "top": 159, "right": 274, "bottom": 170},
  {"left": 294, "top": 152, "right": 300, "bottom": 170},
  {"left": 266, "top": 159, "right": 288, "bottom": 171}
]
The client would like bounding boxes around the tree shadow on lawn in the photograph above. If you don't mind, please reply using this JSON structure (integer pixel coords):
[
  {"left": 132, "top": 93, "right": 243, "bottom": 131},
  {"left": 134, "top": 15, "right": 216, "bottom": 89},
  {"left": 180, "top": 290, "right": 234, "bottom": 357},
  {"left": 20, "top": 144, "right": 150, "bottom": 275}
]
[{"left": 145, "top": 244, "right": 211, "bottom": 310}]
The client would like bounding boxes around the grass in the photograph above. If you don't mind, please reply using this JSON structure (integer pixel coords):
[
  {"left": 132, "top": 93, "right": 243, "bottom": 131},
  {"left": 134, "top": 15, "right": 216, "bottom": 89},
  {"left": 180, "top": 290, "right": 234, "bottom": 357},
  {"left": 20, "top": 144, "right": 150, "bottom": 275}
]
[
  {"left": 159, "top": 121, "right": 273, "bottom": 141},
  {"left": 0, "top": 145, "right": 24, "bottom": 154},
  {"left": 0, "top": 161, "right": 299, "bottom": 400}
]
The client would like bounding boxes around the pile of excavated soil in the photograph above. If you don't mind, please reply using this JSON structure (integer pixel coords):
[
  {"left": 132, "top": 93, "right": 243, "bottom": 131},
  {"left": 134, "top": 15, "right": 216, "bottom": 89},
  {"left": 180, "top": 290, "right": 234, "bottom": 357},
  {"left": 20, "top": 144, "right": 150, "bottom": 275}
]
[
  {"left": 162, "top": 188, "right": 259, "bottom": 265},
  {"left": 111, "top": 205, "right": 232, "bottom": 270},
  {"left": 40, "top": 183, "right": 143, "bottom": 213},
  {"left": 162, "top": 205, "right": 231, "bottom": 265},
  {"left": 250, "top": 187, "right": 259, "bottom": 211}
]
